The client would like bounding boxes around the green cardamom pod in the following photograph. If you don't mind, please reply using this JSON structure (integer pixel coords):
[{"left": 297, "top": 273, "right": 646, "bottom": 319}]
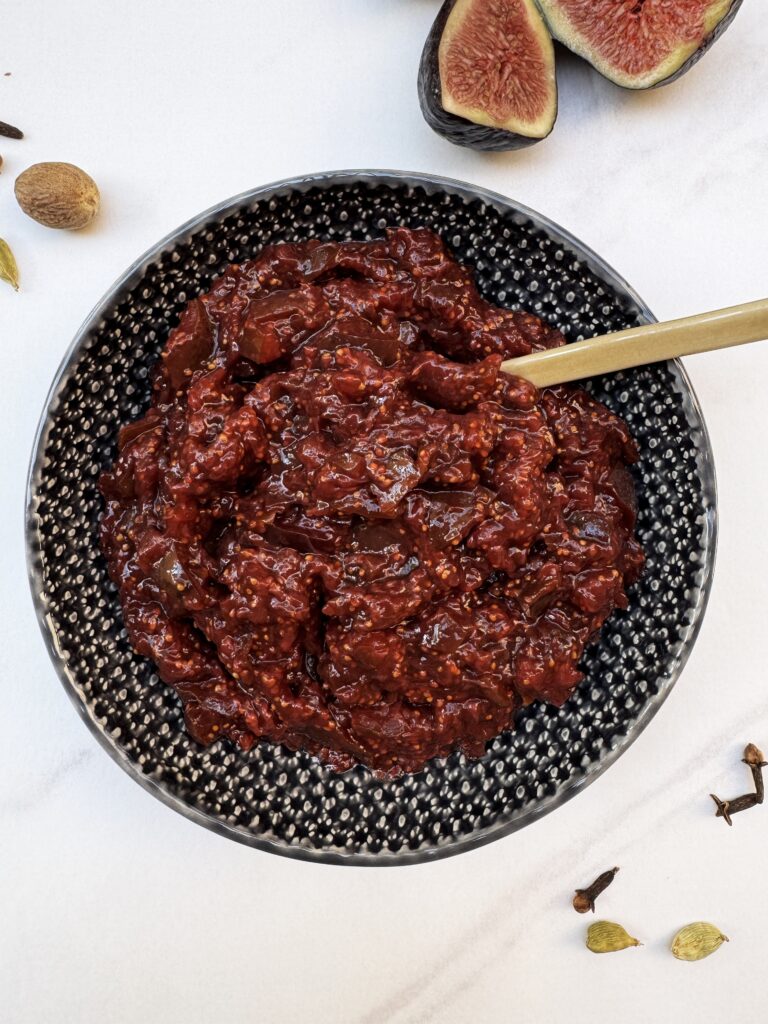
[
  {"left": 0, "top": 237, "right": 19, "bottom": 291},
  {"left": 671, "top": 922, "right": 728, "bottom": 961},
  {"left": 586, "top": 920, "right": 641, "bottom": 954}
]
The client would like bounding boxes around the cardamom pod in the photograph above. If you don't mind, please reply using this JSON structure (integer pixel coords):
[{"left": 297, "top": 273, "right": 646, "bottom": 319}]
[
  {"left": 586, "top": 920, "right": 641, "bottom": 954},
  {"left": 0, "top": 237, "right": 19, "bottom": 291},
  {"left": 671, "top": 922, "right": 728, "bottom": 961}
]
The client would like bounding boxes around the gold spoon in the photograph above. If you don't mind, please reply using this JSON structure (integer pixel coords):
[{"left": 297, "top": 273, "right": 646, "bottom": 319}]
[{"left": 500, "top": 298, "right": 768, "bottom": 387}]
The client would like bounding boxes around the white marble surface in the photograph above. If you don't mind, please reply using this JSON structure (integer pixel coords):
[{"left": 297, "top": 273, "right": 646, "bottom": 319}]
[{"left": 2, "top": 2, "right": 768, "bottom": 1021}]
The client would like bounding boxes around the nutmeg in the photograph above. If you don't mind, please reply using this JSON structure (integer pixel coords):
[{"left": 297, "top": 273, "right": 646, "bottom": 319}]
[{"left": 15, "top": 162, "right": 100, "bottom": 230}]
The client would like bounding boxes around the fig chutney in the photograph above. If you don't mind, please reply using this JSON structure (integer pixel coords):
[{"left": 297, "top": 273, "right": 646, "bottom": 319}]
[{"left": 100, "top": 229, "right": 643, "bottom": 776}]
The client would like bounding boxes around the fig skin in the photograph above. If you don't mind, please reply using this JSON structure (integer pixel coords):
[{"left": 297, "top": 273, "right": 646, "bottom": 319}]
[
  {"left": 535, "top": 0, "right": 744, "bottom": 90},
  {"left": 652, "top": 0, "right": 743, "bottom": 89},
  {"left": 418, "top": 0, "right": 558, "bottom": 152}
]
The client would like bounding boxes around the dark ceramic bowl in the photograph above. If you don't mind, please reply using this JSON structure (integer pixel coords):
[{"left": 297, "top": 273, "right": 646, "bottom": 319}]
[{"left": 27, "top": 171, "right": 717, "bottom": 864}]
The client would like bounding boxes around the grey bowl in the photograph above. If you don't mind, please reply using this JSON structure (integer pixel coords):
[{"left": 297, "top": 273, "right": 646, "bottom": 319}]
[{"left": 26, "top": 170, "right": 717, "bottom": 864}]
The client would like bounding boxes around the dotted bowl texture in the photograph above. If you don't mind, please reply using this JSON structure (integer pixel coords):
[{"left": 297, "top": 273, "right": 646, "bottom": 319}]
[{"left": 27, "top": 171, "right": 716, "bottom": 865}]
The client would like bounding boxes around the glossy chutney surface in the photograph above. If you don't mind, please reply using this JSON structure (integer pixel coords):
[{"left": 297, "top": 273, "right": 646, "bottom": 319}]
[{"left": 100, "top": 228, "right": 643, "bottom": 776}]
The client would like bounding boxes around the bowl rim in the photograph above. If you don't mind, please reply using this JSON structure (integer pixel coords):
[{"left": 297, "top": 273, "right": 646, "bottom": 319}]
[{"left": 25, "top": 168, "right": 718, "bottom": 865}]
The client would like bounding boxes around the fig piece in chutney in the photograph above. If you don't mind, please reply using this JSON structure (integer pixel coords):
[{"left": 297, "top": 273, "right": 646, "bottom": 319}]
[
  {"left": 418, "top": 0, "right": 558, "bottom": 151},
  {"left": 536, "top": 0, "right": 743, "bottom": 89}
]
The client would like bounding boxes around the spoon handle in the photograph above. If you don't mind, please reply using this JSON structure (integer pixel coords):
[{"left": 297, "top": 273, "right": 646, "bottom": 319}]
[{"left": 500, "top": 297, "right": 768, "bottom": 387}]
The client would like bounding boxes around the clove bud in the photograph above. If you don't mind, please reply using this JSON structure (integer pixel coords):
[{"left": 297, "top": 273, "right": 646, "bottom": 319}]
[{"left": 573, "top": 866, "right": 619, "bottom": 914}]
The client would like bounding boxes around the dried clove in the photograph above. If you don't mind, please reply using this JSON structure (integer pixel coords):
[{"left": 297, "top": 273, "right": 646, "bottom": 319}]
[
  {"left": 0, "top": 119, "right": 23, "bottom": 139},
  {"left": 573, "top": 866, "right": 619, "bottom": 913},
  {"left": 742, "top": 743, "right": 767, "bottom": 804},
  {"left": 709, "top": 742, "right": 766, "bottom": 824},
  {"left": 710, "top": 791, "right": 758, "bottom": 826}
]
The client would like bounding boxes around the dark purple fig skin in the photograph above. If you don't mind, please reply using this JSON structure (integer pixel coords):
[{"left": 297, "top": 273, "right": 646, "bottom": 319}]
[
  {"left": 418, "top": 0, "right": 557, "bottom": 152},
  {"left": 651, "top": 0, "right": 743, "bottom": 88}
]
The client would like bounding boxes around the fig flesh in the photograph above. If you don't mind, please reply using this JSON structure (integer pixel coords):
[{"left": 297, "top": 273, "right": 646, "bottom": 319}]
[
  {"left": 418, "top": 0, "right": 558, "bottom": 151},
  {"left": 536, "top": 0, "right": 743, "bottom": 89}
]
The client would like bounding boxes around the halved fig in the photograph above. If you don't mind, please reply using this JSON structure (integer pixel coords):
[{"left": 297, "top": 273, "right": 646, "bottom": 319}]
[
  {"left": 418, "top": 0, "right": 558, "bottom": 151},
  {"left": 536, "top": 0, "right": 743, "bottom": 89}
]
